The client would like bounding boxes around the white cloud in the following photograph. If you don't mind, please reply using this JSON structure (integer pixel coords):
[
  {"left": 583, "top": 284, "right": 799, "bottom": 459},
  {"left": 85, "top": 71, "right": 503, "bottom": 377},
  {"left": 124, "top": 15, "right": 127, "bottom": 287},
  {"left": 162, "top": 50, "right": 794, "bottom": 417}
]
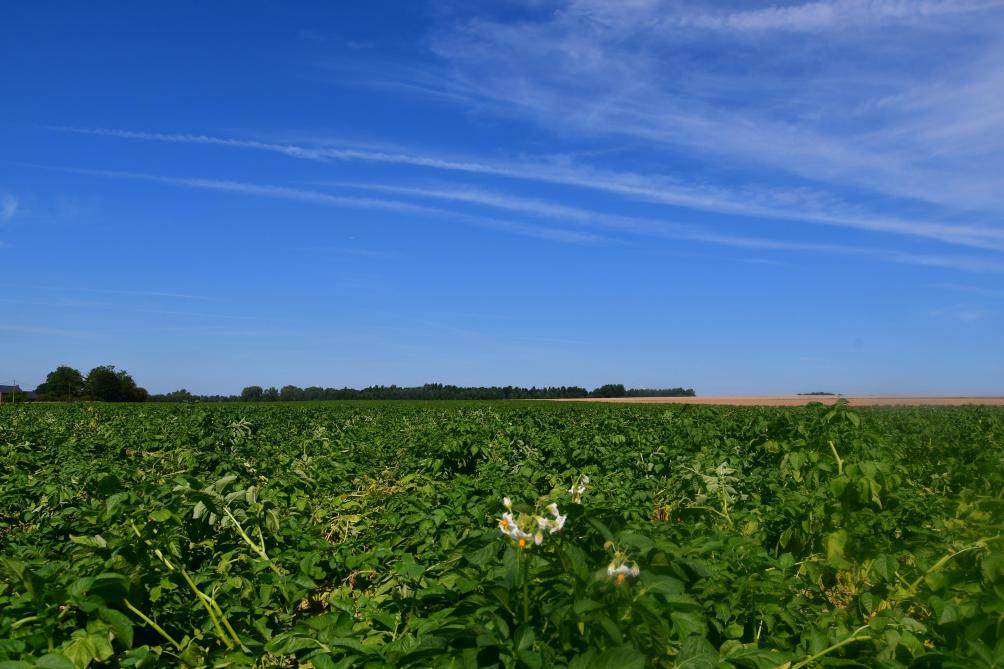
[
  {"left": 91, "top": 164, "right": 1004, "bottom": 270},
  {"left": 326, "top": 181, "right": 1004, "bottom": 273},
  {"left": 677, "top": 0, "right": 1004, "bottom": 33},
  {"left": 330, "top": 181, "right": 1004, "bottom": 250},
  {"left": 1, "top": 192, "right": 18, "bottom": 222},
  {"left": 34, "top": 162, "right": 1003, "bottom": 272},
  {"left": 929, "top": 303, "right": 993, "bottom": 322},
  {"left": 79, "top": 288, "right": 213, "bottom": 301},
  {"left": 418, "top": 1, "right": 1004, "bottom": 214},
  {"left": 56, "top": 127, "right": 1004, "bottom": 251},
  {"left": 935, "top": 283, "right": 1004, "bottom": 298},
  {"left": 63, "top": 167, "right": 608, "bottom": 246},
  {"left": 0, "top": 323, "right": 96, "bottom": 337},
  {"left": 65, "top": 166, "right": 448, "bottom": 214}
]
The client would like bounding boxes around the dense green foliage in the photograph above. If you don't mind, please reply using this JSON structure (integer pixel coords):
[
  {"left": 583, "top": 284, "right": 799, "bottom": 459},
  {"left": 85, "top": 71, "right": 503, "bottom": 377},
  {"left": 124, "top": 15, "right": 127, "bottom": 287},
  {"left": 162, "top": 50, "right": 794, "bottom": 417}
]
[
  {"left": 34, "top": 367, "right": 85, "bottom": 402},
  {"left": 34, "top": 367, "right": 147, "bottom": 403},
  {"left": 82, "top": 367, "right": 148, "bottom": 404},
  {"left": 2, "top": 401, "right": 1002, "bottom": 668}
]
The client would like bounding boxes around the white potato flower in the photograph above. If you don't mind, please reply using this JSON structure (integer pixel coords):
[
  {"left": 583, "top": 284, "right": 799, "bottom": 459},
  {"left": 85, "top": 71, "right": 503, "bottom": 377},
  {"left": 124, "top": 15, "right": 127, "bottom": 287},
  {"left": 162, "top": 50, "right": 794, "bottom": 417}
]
[
  {"left": 607, "top": 561, "right": 641, "bottom": 583},
  {"left": 498, "top": 497, "right": 565, "bottom": 548},
  {"left": 568, "top": 474, "right": 590, "bottom": 503}
]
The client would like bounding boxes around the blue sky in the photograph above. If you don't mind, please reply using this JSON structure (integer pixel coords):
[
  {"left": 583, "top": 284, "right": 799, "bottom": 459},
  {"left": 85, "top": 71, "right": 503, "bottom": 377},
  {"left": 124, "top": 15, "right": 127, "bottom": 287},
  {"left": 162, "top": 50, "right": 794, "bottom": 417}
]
[{"left": 2, "top": 0, "right": 1003, "bottom": 395}]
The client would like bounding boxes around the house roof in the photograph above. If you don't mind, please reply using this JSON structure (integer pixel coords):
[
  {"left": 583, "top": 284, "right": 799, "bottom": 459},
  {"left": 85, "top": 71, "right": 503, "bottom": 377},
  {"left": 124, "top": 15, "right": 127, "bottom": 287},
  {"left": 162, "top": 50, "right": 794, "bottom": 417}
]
[{"left": 0, "top": 385, "right": 36, "bottom": 400}]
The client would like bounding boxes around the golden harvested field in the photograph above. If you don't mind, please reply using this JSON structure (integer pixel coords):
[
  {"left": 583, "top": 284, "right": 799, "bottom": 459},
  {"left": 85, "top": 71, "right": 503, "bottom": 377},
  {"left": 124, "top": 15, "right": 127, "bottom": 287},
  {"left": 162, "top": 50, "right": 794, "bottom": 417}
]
[{"left": 562, "top": 396, "right": 1004, "bottom": 406}]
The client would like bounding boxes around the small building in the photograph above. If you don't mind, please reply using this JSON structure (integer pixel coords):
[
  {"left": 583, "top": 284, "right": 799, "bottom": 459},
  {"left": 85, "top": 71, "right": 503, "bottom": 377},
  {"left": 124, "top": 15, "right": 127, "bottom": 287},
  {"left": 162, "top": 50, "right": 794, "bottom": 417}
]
[{"left": 0, "top": 384, "right": 36, "bottom": 402}]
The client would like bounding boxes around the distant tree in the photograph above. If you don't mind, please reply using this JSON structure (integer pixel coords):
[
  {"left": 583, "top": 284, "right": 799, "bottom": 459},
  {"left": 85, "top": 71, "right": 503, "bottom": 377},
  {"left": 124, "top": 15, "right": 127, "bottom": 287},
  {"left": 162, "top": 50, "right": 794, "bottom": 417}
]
[
  {"left": 624, "top": 387, "right": 696, "bottom": 397},
  {"left": 84, "top": 366, "right": 121, "bottom": 401},
  {"left": 98, "top": 381, "right": 689, "bottom": 403},
  {"left": 147, "top": 389, "right": 193, "bottom": 402},
  {"left": 35, "top": 365, "right": 85, "bottom": 400},
  {"left": 592, "top": 383, "right": 627, "bottom": 398},
  {"left": 241, "top": 385, "right": 264, "bottom": 402},
  {"left": 115, "top": 369, "right": 148, "bottom": 402},
  {"left": 84, "top": 365, "right": 148, "bottom": 402}
]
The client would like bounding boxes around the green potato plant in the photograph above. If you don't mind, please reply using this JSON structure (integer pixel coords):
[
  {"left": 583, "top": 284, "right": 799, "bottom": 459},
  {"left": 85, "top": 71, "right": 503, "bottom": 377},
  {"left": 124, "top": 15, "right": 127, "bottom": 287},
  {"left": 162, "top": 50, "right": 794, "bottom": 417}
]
[{"left": 1, "top": 400, "right": 1002, "bottom": 667}]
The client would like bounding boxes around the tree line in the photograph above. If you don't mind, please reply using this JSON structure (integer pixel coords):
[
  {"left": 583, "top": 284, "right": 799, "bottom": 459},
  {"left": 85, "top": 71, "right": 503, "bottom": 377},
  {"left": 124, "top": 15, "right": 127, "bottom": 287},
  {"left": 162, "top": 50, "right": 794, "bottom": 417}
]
[
  {"left": 29, "top": 366, "right": 695, "bottom": 402},
  {"left": 222, "top": 383, "right": 696, "bottom": 402},
  {"left": 34, "top": 365, "right": 148, "bottom": 402}
]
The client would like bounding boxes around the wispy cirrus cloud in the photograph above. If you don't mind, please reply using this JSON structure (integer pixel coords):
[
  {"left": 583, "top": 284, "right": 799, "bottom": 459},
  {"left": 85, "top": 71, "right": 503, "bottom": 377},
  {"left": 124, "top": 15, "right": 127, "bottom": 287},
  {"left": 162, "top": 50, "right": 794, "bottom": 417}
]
[
  {"left": 53, "top": 166, "right": 608, "bottom": 246},
  {"left": 323, "top": 181, "right": 1004, "bottom": 273},
  {"left": 25, "top": 160, "right": 1004, "bottom": 272},
  {"left": 78, "top": 287, "right": 213, "bottom": 301},
  {"left": 929, "top": 303, "right": 994, "bottom": 322},
  {"left": 52, "top": 126, "right": 485, "bottom": 168},
  {"left": 1, "top": 192, "right": 18, "bottom": 223},
  {"left": 0, "top": 323, "right": 98, "bottom": 338},
  {"left": 673, "top": 0, "right": 1004, "bottom": 32},
  {"left": 319, "top": 246, "right": 401, "bottom": 260},
  {"left": 935, "top": 283, "right": 1004, "bottom": 298},
  {"left": 57, "top": 161, "right": 1004, "bottom": 272},
  {"left": 54, "top": 127, "right": 1004, "bottom": 250},
  {"left": 61, "top": 166, "right": 444, "bottom": 216},
  {"left": 419, "top": 0, "right": 1004, "bottom": 214},
  {"left": 19, "top": 285, "right": 213, "bottom": 301},
  {"left": 331, "top": 181, "right": 1004, "bottom": 250}
]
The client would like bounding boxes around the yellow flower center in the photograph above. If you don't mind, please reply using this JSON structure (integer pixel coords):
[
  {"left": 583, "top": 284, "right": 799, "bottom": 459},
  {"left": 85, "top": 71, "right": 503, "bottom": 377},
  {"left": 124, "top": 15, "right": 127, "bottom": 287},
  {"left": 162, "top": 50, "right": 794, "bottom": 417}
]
[
  {"left": 617, "top": 573, "right": 625, "bottom": 583},
  {"left": 518, "top": 538, "right": 527, "bottom": 549}
]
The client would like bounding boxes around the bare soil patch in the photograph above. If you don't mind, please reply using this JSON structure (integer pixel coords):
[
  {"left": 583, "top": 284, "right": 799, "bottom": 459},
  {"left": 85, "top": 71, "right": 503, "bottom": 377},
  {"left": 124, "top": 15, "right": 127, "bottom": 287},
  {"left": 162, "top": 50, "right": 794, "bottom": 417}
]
[{"left": 561, "top": 396, "right": 1004, "bottom": 406}]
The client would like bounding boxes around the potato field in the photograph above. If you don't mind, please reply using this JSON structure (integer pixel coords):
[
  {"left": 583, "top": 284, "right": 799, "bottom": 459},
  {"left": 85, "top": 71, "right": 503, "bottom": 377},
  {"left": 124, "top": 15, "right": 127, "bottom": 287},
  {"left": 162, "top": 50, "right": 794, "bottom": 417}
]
[{"left": 1, "top": 401, "right": 1003, "bottom": 668}]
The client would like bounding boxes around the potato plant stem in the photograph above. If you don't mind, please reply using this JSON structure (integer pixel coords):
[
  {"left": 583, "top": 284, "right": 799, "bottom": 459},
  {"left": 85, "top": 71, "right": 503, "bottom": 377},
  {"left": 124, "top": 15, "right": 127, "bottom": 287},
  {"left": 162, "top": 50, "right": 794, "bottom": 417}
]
[
  {"left": 522, "top": 552, "right": 530, "bottom": 624},
  {"left": 179, "top": 567, "right": 234, "bottom": 649},
  {"left": 791, "top": 624, "right": 870, "bottom": 669},
  {"left": 906, "top": 534, "right": 1004, "bottom": 594},
  {"left": 124, "top": 598, "right": 183, "bottom": 651},
  {"left": 828, "top": 440, "right": 844, "bottom": 476},
  {"left": 206, "top": 591, "right": 245, "bottom": 648},
  {"left": 130, "top": 520, "right": 240, "bottom": 649},
  {"left": 222, "top": 506, "right": 285, "bottom": 576},
  {"left": 10, "top": 616, "right": 39, "bottom": 630}
]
